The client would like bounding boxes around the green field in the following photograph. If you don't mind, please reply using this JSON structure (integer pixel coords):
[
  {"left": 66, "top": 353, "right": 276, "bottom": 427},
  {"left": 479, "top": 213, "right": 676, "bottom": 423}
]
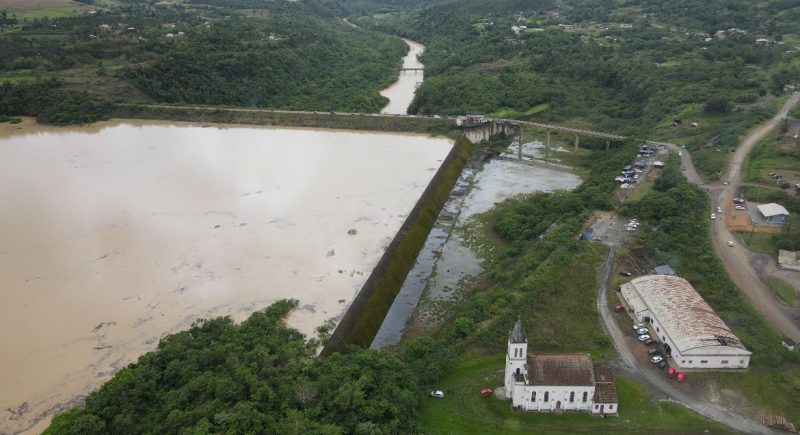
[
  {"left": 744, "top": 132, "right": 800, "bottom": 184},
  {"left": 491, "top": 103, "right": 550, "bottom": 119},
  {"left": 734, "top": 231, "right": 777, "bottom": 255},
  {"left": 767, "top": 276, "right": 799, "bottom": 306},
  {"left": 694, "top": 368, "right": 800, "bottom": 426},
  {"left": 420, "top": 355, "right": 730, "bottom": 434}
]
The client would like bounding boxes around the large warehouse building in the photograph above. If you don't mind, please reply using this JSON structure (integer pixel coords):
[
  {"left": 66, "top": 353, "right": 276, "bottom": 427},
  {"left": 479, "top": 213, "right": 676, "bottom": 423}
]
[{"left": 620, "top": 275, "right": 751, "bottom": 370}]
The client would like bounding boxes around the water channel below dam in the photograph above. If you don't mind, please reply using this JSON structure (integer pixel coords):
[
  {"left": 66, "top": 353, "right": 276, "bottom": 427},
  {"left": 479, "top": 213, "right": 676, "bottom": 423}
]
[{"left": 372, "top": 142, "right": 582, "bottom": 347}]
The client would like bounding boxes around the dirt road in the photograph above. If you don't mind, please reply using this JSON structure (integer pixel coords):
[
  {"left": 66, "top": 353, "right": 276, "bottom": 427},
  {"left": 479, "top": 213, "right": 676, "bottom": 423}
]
[
  {"left": 596, "top": 245, "right": 775, "bottom": 434},
  {"left": 669, "top": 93, "right": 800, "bottom": 343}
]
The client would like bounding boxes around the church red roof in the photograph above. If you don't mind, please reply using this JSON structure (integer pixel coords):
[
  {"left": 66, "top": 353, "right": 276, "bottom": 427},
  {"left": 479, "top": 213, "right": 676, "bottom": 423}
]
[{"left": 526, "top": 354, "right": 594, "bottom": 386}]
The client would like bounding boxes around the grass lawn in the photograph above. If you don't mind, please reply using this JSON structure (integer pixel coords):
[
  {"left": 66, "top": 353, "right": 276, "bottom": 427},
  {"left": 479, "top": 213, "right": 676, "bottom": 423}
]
[
  {"left": 13, "top": 5, "right": 89, "bottom": 20},
  {"left": 734, "top": 231, "right": 776, "bottom": 255},
  {"left": 627, "top": 182, "right": 652, "bottom": 202},
  {"left": 694, "top": 368, "right": 800, "bottom": 427},
  {"left": 420, "top": 355, "right": 730, "bottom": 434},
  {"left": 491, "top": 103, "right": 550, "bottom": 119},
  {"left": 744, "top": 133, "right": 800, "bottom": 183},
  {"left": 767, "top": 276, "right": 799, "bottom": 306}
]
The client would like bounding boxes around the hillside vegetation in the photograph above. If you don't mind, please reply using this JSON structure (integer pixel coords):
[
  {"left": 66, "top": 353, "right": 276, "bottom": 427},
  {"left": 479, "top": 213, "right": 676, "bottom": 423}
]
[
  {"left": 0, "top": 0, "right": 406, "bottom": 123},
  {"left": 45, "top": 300, "right": 438, "bottom": 434}
]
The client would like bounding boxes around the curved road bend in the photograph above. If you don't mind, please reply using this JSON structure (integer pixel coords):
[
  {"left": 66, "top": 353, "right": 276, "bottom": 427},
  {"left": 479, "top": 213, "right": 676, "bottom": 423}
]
[
  {"left": 596, "top": 246, "right": 775, "bottom": 434},
  {"left": 669, "top": 93, "right": 800, "bottom": 343}
]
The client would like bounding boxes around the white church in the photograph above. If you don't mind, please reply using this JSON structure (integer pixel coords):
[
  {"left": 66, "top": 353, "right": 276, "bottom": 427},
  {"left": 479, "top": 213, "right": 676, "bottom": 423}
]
[{"left": 504, "top": 319, "right": 619, "bottom": 415}]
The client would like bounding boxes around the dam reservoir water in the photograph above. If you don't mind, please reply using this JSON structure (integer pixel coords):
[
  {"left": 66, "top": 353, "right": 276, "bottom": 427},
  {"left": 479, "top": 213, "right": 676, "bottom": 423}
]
[{"left": 0, "top": 120, "right": 452, "bottom": 433}]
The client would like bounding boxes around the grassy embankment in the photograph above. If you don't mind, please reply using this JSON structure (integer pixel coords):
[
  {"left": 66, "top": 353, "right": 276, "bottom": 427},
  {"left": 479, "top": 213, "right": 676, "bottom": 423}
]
[{"left": 767, "top": 276, "right": 799, "bottom": 307}]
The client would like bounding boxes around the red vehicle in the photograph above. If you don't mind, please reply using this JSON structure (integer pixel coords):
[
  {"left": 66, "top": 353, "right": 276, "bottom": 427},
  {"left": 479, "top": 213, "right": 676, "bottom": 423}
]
[
  {"left": 480, "top": 388, "right": 493, "bottom": 398},
  {"left": 676, "top": 372, "right": 686, "bottom": 382},
  {"left": 667, "top": 367, "right": 676, "bottom": 379},
  {"left": 613, "top": 304, "right": 625, "bottom": 313}
]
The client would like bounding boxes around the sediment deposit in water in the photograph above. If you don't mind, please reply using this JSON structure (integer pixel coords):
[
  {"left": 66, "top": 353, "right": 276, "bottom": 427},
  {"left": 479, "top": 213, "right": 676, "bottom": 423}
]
[{"left": 0, "top": 120, "right": 451, "bottom": 433}]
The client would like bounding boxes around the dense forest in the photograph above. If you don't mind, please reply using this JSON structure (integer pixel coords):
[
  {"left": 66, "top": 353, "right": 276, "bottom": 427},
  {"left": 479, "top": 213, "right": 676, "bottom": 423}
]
[
  {"left": 45, "top": 299, "right": 453, "bottom": 434},
  {"left": 0, "top": 0, "right": 407, "bottom": 123},
  {"left": 359, "top": 0, "right": 799, "bottom": 138}
]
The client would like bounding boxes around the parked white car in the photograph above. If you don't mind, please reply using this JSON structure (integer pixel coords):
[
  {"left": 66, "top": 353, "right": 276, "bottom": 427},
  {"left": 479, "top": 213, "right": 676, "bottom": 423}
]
[
  {"left": 431, "top": 390, "right": 445, "bottom": 399},
  {"left": 710, "top": 213, "right": 716, "bottom": 220},
  {"left": 636, "top": 328, "right": 649, "bottom": 335},
  {"left": 637, "top": 334, "right": 651, "bottom": 342},
  {"left": 728, "top": 241, "right": 735, "bottom": 247},
  {"left": 650, "top": 355, "right": 664, "bottom": 364}
]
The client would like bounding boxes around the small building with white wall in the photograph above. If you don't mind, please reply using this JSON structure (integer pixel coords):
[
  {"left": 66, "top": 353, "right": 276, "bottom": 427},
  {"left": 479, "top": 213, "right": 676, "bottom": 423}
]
[
  {"left": 757, "top": 203, "right": 790, "bottom": 224},
  {"left": 620, "top": 275, "right": 751, "bottom": 370},
  {"left": 504, "top": 319, "right": 618, "bottom": 415},
  {"left": 778, "top": 250, "right": 800, "bottom": 271}
]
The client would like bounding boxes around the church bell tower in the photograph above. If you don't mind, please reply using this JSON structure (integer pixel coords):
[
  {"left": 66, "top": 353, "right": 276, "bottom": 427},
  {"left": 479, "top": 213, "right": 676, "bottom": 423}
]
[{"left": 505, "top": 318, "right": 528, "bottom": 394}]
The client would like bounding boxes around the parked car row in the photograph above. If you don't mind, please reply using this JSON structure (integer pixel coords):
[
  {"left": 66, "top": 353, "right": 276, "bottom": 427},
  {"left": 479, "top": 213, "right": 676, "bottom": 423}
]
[
  {"left": 632, "top": 322, "right": 659, "bottom": 346},
  {"left": 616, "top": 149, "right": 656, "bottom": 188},
  {"left": 627, "top": 219, "right": 639, "bottom": 232},
  {"left": 667, "top": 367, "right": 686, "bottom": 382},
  {"left": 733, "top": 197, "right": 747, "bottom": 210},
  {"left": 632, "top": 323, "right": 669, "bottom": 369}
]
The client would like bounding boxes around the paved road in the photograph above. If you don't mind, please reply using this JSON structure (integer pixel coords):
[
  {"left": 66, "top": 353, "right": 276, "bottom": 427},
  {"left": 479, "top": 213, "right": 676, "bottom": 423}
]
[
  {"left": 668, "top": 93, "right": 800, "bottom": 343},
  {"left": 596, "top": 245, "right": 775, "bottom": 434}
]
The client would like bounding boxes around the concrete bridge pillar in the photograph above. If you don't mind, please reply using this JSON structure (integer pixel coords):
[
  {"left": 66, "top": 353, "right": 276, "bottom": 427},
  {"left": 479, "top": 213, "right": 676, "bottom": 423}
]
[
  {"left": 574, "top": 134, "right": 580, "bottom": 150},
  {"left": 518, "top": 126, "right": 523, "bottom": 160},
  {"left": 546, "top": 130, "right": 551, "bottom": 148}
]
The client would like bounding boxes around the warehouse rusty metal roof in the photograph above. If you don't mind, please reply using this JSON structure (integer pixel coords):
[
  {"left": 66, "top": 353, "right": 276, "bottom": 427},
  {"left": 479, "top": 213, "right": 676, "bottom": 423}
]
[{"left": 621, "top": 275, "right": 751, "bottom": 356}]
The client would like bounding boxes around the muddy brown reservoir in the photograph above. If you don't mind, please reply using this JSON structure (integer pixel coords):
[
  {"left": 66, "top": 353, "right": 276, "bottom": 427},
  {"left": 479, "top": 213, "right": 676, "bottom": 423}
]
[{"left": 0, "top": 120, "right": 452, "bottom": 433}]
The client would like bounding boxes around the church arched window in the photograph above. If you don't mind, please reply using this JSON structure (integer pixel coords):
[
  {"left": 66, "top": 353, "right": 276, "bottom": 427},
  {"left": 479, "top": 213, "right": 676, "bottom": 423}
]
[
  {"left": 569, "top": 392, "right": 575, "bottom": 402},
  {"left": 544, "top": 392, "right": 549, "bottom": 402},
  {"left": 582, "top": 391, "right": 588, "bottom": 402},
  {"left": 531, "top": 391, "right": 536, "bottom": 401}
]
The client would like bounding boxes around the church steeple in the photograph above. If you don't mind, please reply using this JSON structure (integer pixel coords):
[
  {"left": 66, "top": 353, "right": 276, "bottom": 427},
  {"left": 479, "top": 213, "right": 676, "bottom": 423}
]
[
  {"left": 509, "top": 317, "right": 527, "bottom": 344},
  {"left": 505, "top": 317, "right": 529, "bottom": 393}
]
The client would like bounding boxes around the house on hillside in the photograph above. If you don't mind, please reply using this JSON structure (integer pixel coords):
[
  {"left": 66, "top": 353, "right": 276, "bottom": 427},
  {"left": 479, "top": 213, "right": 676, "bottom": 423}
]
[{"left": 504, "top": 319, "right": 619, "bottom": 415}]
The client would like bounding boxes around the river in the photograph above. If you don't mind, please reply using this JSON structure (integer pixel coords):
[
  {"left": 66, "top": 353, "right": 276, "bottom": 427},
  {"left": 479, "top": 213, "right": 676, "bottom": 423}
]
[
  {"left": 0, "top": 120, "right": 451, "bottom": 434},
  {"left": 380, "top": 39, "right": 424, "bottom": 115}
]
